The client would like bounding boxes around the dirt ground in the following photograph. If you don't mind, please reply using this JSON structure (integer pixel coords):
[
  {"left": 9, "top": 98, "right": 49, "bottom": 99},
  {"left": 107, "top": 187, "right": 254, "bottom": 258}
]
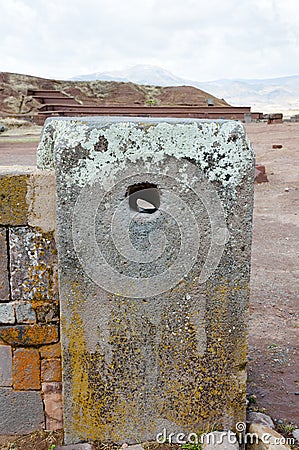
[
  {"left": 245, "top": 122, "right": 299, "bottom": 425},
  {"left": 0, "top": 129, "right": 40, "bottom": 166},
  {"left": 0, "top": 121, "right": 298, "bottom": 448}
]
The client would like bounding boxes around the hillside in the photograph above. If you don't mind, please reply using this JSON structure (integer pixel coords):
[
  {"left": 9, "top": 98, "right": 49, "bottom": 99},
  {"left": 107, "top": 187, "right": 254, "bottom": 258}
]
[
  {"left": 74, "top": 64, "right": 299, "bottom": 116},
  {"left": 0, "top": 72, "right": 229, "bottom": 117}
]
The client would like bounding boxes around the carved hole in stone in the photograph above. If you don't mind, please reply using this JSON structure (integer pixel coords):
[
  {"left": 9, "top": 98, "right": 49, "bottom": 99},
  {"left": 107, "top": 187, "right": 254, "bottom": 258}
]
[{"left": 126, "top": 183, "right": 160, "bottom": 214}]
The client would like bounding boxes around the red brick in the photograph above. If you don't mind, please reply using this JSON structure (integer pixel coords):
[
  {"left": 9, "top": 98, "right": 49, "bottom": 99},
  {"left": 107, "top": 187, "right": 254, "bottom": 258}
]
[
  {"left": 13, "top": 348, "right": 41, "bottom": 390},
  {"left": 41, "top": 359, "right": 62, "bottom": 382}
]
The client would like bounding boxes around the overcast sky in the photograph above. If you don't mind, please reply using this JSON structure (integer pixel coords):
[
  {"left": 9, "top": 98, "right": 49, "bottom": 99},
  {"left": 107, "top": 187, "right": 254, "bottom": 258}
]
[{"left": 1, "top": 0, "right": 299, "bottom": 81}]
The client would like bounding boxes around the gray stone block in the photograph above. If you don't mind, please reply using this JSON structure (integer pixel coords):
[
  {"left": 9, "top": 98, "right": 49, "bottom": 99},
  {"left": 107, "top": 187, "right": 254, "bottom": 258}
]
[
  {"left": 202, "top": 431, "right": 239, "bottom": 449},
  {"left": 15, "top": 302, "right": 36, "bottom": 323},
  {"left": 9, "top": 227, "right": 58, "bottom": 301},
  {"left": 0, "top": 303, "right": 15, "bottom": 324},
  {"left": 0, "top": 345, "right": 12, "bottom": 386},
  {"left": 38, "top": 117, "right": 254, "bottom": 444},
  {"left": 0, "top": 387, "right": 44, "bottom": 434}
]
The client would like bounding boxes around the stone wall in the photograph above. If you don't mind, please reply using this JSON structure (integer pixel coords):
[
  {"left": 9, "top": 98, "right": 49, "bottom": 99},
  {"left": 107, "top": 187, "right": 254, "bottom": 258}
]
[{"left": 0, "top": 168, "right": 63, "bottom": 434}]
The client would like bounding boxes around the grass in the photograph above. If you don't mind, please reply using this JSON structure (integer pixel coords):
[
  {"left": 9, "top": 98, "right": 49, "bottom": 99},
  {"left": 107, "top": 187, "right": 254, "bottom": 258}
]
[{"left": 0, "top": 430, "right": 63, "bottom": 450}]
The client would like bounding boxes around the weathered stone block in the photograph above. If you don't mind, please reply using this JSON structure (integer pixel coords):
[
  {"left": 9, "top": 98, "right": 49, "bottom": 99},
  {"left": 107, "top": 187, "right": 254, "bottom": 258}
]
[
  {"left": 0, "top": 172, "right": 29, "bottom": 225},
  {"left": 9, "top": 226, "right": 58, "bottom": 301},
  {"left": 27, "top": 170, "right": 56, "bottom": 232},
  {"left": 0, "top": 303, "right": 15, "bottom": 324},
  {"left": 38, "top": 117, "right": 254, "bottom": 444},
  {"left": 0, "top": 227, "right": 10, "bottom": 301},
  {"left": 0, "top": 387, "right": 44, "bottom": 434},
  {"left": 40, "top": 342, "right": 62, "bottom": 359},
  {"left": 0, "top": 324, "right": 59, "bottom": 346},
  {"left": 33, "top": 299, "right": 59, "bottom": 323},
  {"left": 41, "top": 358, "right": 62, "bottom": 382},
  {"left": 42, "top": 382, "right": 63, "bottom": 431},
  {"left": 0, "top": 168, "right": 56, "bottom": 230},
  {"left": 0, "top": 345, "right": 12, "bottom": 386},
  {"left": 15, "top": 301, "right": 36, "bottom": 323},
  {"left": 13, "top": 347, "right": 41, "bottom": 390},
  {"left": 42, "top": 380, "right": 62, "bottom": 393}
]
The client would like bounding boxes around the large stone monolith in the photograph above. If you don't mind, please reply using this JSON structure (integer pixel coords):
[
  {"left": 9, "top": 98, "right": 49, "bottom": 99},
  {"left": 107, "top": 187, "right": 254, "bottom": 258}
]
[{"left": 38, "top": 117, "right": 254, "bottom": 445}]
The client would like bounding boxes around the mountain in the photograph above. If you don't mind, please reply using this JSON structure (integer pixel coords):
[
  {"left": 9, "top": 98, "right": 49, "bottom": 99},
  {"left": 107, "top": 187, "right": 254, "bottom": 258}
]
[
  {"left": 72, "top": 64, "right": 185, "bottom": 86},
  {"left": 197, "top": 76, "right": 299, "bottom": 114},
  {"left": 73, "top": 65, "right": 299, "bottom": 115}
]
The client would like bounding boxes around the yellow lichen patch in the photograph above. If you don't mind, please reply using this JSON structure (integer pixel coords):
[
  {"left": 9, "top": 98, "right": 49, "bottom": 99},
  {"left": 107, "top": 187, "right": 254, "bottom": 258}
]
[
  {"left": 60, "top": 275, "right": 248, "bottom": 441},
  {"left": 66, "top": 312, "right": 96, "bottom": 435},
  {"left": 154, "top": 280, "right": 248, "bottom": 431},
  {"left": 64, "top": 303, "right": 142, "bottom": 441},
  {"left": 61, "top": 283, "right": 113, "bottom": 441},
  {"left": 0, "top": 174, "right": 29, "bottom": 225}
]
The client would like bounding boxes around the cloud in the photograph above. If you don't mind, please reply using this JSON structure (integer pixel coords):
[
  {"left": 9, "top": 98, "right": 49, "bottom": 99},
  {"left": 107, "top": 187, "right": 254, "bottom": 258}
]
[{"left": 0, "top": 0, "right": 298, "bottom": 80}]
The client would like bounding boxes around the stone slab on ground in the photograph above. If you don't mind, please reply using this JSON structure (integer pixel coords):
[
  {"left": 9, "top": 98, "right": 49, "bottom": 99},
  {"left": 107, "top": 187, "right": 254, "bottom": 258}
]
[
  {"left": 0, "top": 387, "right": 44, "bottom": 434},
  {"left": 123, "top": 445, "right": 145, "bottom": 450},
  {"left": 202, "top": 431, "right": 239, "bottom": 450},
  {"left": 55, "top": 444, "right": 94, "bottom": 450},
  {"left": 292, "top": 429, "right": 299, "bottom": 441},
  {"left": 247, "top": 411, "right": 275, "bottom": 429},
  {"left": 247, "top": 423, "right": 292, "bottom": 450}
]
